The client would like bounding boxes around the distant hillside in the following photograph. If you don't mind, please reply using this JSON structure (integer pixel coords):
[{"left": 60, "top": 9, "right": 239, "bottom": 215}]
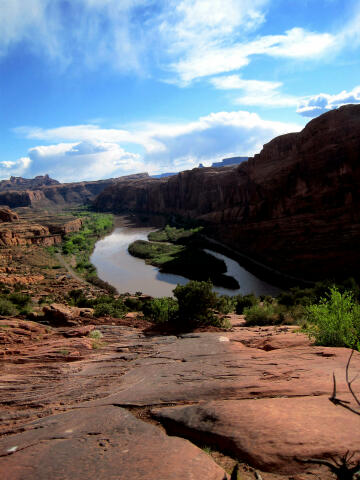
[
  {"left": 0, "top": 174, "right": 59, "bottom": 192},
  {"left": 0, "top": 173, "right": 149, "bottom": 208}
]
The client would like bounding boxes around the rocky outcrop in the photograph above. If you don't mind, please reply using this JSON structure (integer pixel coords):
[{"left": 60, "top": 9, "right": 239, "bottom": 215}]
[
  {"left": 0, "top": 224, "right": 61, "bottom": 247},
  {"left": 94, "top": 105, "right": 360, "bottom": 281},
  {"left": 0, "top": 207, "right": 19, "bottom": 222},
  {"left": 42, "top": 303, "right": 94, "bottom": 326},
  {"left": 46, "top": 217, "right": 83, "bottom": 235}
]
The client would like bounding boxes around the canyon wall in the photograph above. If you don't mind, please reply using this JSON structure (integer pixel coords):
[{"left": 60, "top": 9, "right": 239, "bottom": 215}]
[{"left": 94, "top": 105, "right": 360, "bottom": 281}]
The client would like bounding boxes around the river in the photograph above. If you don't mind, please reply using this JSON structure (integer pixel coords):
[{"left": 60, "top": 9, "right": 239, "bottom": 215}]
[{"left": 90, "top": 226, "right": 281, "bottom": 297}]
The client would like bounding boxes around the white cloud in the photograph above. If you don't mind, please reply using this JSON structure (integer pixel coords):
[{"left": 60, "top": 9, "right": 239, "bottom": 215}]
[
  {"left": 26, "top": 141, "right": 143, "bottom": 182},
  {"left": 0, "top": 157, "right": 31, "bottom": 178},
  {"left": 0, "top": 0, "right": 339, "bottom": 85},
  {"left": 211, "top": 75, "right": 299, "bottom": 108},
  {"left": 10, "top": 110, "right": 302, "bottom": 181},
  {"left": 169, "top": 27, "right": 336, "bottom": 85},
  {"left": 297, "top": 86, "right": 360, "bottom": 117}
]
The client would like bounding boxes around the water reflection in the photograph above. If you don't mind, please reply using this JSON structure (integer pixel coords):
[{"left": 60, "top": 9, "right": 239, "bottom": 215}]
[{"left": 90, "top": 226, "right": 280, "bottom": 297}]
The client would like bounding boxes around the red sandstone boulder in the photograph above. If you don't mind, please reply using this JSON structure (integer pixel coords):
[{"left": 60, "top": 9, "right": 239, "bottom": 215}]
[{"left": 0, "top": 207, "right": 19, "bottom": 222}]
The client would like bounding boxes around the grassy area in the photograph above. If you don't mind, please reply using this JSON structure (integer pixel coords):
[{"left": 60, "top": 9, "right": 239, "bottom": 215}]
[
  {"left": 128, "top": 225, "right": 239, "bottom": 289},
  {"left": 57, "top": 211, "right": 115, "bottom": 293}
]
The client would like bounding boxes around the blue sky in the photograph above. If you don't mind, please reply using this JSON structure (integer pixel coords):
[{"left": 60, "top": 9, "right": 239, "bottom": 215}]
[{"left": 1, "top": 0, "right": 360, "bottom": 182}]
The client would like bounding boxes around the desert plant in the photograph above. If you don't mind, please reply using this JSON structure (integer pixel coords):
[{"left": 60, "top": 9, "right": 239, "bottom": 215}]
[
  {"left": 0, "top": 298, "right": 17, "bottom": 316},
  {"left": 88, "top": 329, "right": 103, "bottom": 339},
  {"left": 215, "top": 295, "right": 236, "bottom": 314},
  {"left": 142, "top": 297, "right": 178, "bottom": 324},
  {"left": 244, "top": 303, "right": 282, "bottom": 326},
  {"left": 305, "top": 287, "right": 360, "bottom": 349},
  {"left": 234, "top": 293, "right": 258, "bottom": 314},
  {"left": 173, "top": 280, "right": 217, "bottom": 327}
]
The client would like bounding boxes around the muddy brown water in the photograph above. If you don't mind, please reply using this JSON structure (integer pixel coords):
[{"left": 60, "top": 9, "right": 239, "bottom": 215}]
[{"left": 90, "top": 226, "right": 281, "bottom": 297}]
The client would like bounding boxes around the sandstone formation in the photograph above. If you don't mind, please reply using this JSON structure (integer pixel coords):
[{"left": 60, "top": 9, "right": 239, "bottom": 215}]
[
  {"left": 0, "top": 223, "right": 61, "bottom": 247},
  {"left": 42, "top": 303, "right": 94, "bottom": 326},
  {"left": 94, "top": 105, "right": 360, "bottom": 281}
]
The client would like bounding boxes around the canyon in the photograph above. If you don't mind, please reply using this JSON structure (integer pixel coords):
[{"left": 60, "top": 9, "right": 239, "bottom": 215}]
[{"left": 94, "top": 104, "right": 360, "bottom": 282}]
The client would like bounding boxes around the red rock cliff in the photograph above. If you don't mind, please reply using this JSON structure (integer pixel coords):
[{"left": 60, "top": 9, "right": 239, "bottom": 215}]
[{"left": 94, "top": 105, "right": 360, "bottom": 281}]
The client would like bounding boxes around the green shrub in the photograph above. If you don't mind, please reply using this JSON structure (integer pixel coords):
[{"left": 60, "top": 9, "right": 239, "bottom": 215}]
[
  {"left": 88, "top": 329, "right": 103, "bottom": 339},
  {"left": 0, "top": 298, "right": 17, "bottom": 316},
  {"left": 234, "top": 294, "right": 258, "bottom": 314},
  {"left": 124, "top": 296, "right": 147, "bottom": 311},
  {"left": 215, "top": 295, "right": 236, "bottom": 314},
  {"left": 143, "top": 297, "right": 178, "bottom": 323},
  {"left": 244, "top": 303, "right": 281, "bottom": 326},
  {"left": 8, "top": 293, "right": 31, "bottom": 308},
  {"left": 67, "top": 289, "right": 92, "bottom": 308},
  {"left": 173, "top": 280, "right": 217, "bottom": 327},
  {"left": 93, "top": 296, "right": 127, "bottom": 318},
  {"left": 305, "top": 287, "right": 360, "bottom": 349}
]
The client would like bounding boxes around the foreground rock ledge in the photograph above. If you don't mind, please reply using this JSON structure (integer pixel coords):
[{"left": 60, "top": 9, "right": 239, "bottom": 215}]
[
  {"left": 0, "top": 405, "right": 227, "bottom": 480},
  {"left": 153, "top": 396, "right": 360, "bottom": 475}
]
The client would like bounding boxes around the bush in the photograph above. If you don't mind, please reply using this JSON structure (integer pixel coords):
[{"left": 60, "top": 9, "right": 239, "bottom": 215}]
[
  {"left": 67, "top": 289, "right": 92, "bottom": 308},
  {"left": 8, "top": 293, "right": 31, "bottom": 308},
  {"left": 215, "top": 295, "right": 236, "bottom": 314},
  {"left": 93, "top": 296, "right": 127, "bottom": 318},
  {"left": 0, "top": 298, "right": 17, "bottom": 316},
  {"left": 305, "top": 287, "right": 360, "bottom": 349},
  {"left": 173, "top": 280, "right": 217, "bottom": 327},
  {"left": 244, "top": 303, "right": 281, "bottom": 326},
  {"left": 142, "top": 297, "right": 178, "bottom": 323},
  {"left": 234, "top": 294, "right": 258, "bottom": 314}
]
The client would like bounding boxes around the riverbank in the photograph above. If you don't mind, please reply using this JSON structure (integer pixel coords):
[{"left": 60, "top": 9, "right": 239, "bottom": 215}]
[{"left": 128, "top": 224, "right": 240, "bottom": 290}]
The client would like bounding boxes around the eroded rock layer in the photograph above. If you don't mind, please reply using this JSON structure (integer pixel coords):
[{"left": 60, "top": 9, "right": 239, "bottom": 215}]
[{"left": 94, "top": 105, "right": 360, "bottom": 281}]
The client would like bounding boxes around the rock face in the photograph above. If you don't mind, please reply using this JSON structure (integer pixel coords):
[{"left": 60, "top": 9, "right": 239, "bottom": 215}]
[
  {"left": 94, "top": 105, "right": 360, "bottom": 281},
  {"left": 0, "top": 223, "right": 61, "bottom": 247}
]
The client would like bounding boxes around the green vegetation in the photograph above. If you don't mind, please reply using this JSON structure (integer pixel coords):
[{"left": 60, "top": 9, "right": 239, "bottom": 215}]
[
  {"left": 142, "top": 297, "right": 179, "bottom": 324},
  {"left": 304, "top": 287, "right": 360, "bottom": 349},
  {"left": 88, "top": 329, "right": 103, "bottom": 339},
  {"left": 60, "top": 211, "right": 115, "bottom": 292},
  {"left": 0, "top": 292, "right": 32, "bottom": 316},
  {"left": 67, "top": 289, "right": 127, "bottom": 318},
  {"left": 128, "top": 225, "right": 239, "bottom": 289},
  {"left": 244, "top": 302, "right": 283, "bottom": 326},
  {"left": 174, "top": 280, "right": 218, "bottom": 327},
  {"left": 234, "top": 293, "right": 259, "bottom": 314}
]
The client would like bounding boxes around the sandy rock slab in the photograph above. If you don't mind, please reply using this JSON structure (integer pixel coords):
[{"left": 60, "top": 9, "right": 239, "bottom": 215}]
[
  {"left": 153, "top": 396, "right": 360, "bottom": 476},
  {"left": 0, "top": 405, "right": 227, "bottom": 480}
]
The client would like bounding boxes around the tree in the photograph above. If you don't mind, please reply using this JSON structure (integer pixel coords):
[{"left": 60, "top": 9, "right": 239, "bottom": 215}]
[{"left": 173, "top": 280, "right": 217, "bottom": 327}]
